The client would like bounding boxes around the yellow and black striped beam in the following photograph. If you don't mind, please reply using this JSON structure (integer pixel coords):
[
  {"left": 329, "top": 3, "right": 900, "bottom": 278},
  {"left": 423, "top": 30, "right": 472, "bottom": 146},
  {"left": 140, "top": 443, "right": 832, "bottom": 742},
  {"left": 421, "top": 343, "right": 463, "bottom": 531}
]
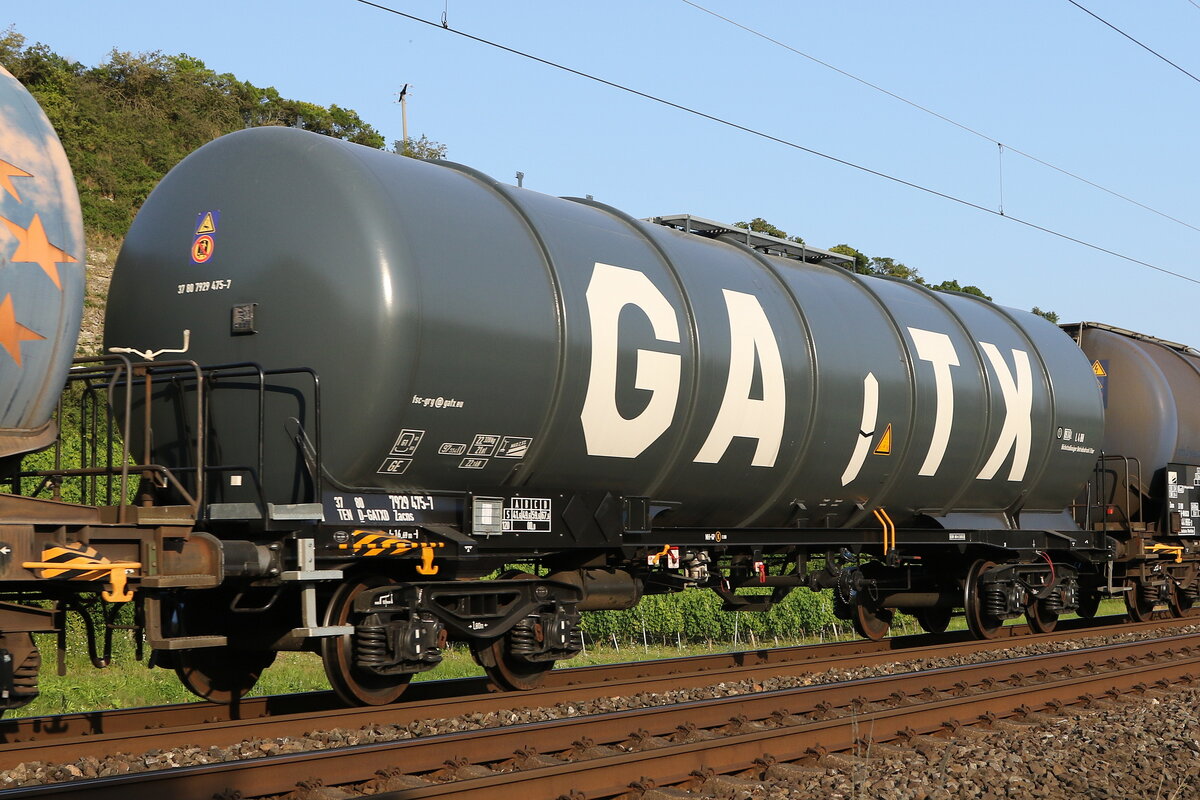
[
  {"left": 22, "top": 542, "right": 141, "bottom": 602},
  {"left": 337, "top": 530, "right": 445, "bottom": 575},
  {"left": 338, "top": 530, "right": 420, "bottom": 556}
]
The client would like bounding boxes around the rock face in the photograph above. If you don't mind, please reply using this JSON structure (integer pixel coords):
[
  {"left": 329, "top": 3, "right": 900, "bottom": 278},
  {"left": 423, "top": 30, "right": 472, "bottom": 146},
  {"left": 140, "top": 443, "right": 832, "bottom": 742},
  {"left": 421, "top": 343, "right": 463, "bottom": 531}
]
[{"left": 77, "top": 235, "right": 117, "bottom": 357}]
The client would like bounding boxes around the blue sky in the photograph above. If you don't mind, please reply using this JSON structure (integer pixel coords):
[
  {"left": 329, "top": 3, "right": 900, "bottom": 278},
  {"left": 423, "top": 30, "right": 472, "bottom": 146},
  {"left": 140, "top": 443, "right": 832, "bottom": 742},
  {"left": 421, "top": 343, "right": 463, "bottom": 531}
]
[{"left": 7, "top": 1, "right": 1200, "bottom": 343}]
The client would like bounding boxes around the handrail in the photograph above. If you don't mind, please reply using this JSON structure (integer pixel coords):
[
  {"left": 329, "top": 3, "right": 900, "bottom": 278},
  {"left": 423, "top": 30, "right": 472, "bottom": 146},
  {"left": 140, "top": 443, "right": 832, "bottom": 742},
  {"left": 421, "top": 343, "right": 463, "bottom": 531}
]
[{"left": 15, "top": 357, "right": 323, "bottom": 522}]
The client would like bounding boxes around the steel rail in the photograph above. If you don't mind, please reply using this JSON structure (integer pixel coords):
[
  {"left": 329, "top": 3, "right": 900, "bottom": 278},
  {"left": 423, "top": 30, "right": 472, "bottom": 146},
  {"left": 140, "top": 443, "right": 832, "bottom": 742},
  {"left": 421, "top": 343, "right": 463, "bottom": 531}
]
[
  {"left": 407, "top": 658, "right": 1198, "bottom": 800},
  {"left": 7, "top": 629, "right": 1198, "bottom": 799}
]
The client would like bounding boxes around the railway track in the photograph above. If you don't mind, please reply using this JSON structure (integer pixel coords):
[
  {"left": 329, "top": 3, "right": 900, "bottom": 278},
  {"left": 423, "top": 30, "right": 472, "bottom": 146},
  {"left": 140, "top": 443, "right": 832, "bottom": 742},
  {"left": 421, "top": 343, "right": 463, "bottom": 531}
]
[
  {"left": 1, "top": 615, "right": 1195, "bottom": 797},
  {"left": 0, "top": 613, "right": 1170, "bottom": 764},
  {"left": 5, "top": 623, "right": 1198, "bottom": 798}
]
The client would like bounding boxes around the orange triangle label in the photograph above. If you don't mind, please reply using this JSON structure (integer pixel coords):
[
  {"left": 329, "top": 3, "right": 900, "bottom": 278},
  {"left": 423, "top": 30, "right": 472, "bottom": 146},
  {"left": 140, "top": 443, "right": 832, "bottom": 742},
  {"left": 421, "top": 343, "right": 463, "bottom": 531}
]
[{"left": 873, "top": 423, "right": 893, "bottom": 456}]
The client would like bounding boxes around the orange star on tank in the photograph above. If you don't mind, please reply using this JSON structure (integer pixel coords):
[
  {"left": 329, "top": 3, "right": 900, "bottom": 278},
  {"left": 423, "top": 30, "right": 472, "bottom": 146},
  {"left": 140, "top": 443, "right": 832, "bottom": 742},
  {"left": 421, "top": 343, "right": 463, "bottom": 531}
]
[
  {"left": 0, "top": 160, "right": 33, "bottom": 203},
  {"left": 0, "top": 293, "right": 43, "bottom": 365},
  {"left": 0, "top": 212, "right": 75, "bottom": 289}
]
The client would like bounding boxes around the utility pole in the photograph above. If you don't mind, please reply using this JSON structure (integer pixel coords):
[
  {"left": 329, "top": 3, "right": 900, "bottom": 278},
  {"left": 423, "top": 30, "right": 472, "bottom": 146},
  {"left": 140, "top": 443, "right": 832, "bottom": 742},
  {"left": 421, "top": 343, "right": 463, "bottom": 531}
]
[
  {"left": 397, "top": 84, "right": 410, "bottom": 153},
  {"left": 515, "top": 171, "right": 524, "bottom": 188}
]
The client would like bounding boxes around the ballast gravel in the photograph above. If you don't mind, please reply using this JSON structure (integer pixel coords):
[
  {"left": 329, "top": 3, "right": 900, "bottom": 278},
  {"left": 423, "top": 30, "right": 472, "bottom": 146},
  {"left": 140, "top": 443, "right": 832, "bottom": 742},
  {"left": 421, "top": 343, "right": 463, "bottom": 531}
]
[
  {"left": 3, "top": 623, "right": 1198, "bottom": 795},
  {"left": 705, "top": 686, "right": 1200, "bottom": 800}
]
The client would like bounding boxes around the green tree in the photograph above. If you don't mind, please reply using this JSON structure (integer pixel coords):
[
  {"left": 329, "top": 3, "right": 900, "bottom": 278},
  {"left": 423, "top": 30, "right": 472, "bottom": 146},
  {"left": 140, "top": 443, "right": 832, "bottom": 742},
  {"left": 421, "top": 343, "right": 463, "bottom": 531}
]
[
  {"left": 276, "top": 100, "right": 384, "bottom": 147},
  {"left": 869, "top": 255, "right": 924, "bottom": 284},
  {"left": 928, "top": 279, "right": 991, "bottom": 300},
  {"left": 392, "top": 135, "right": 448, "bottom": 160},
  {"left": 829, "top": 244, "right": 871, "bottom": 275},
  {"left": 0, "top": 31, "right": 387, "bottom": 236},
  {"left": 735, "top": 217, "right": 805, "bottom": 245},
  {"left": 1030, "top": 306, "right": 1060, "bottom": 323},
  {"left": 830, "top": 242, "right": 996, "bottom": 300}
]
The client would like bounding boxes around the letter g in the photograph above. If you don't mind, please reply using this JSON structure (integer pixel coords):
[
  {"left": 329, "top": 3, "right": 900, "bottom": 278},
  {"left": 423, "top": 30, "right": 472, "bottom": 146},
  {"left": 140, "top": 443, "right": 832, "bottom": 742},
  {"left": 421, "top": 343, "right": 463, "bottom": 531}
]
[{"left": 580, "top": 262, "right": 682, "bottom": 458}]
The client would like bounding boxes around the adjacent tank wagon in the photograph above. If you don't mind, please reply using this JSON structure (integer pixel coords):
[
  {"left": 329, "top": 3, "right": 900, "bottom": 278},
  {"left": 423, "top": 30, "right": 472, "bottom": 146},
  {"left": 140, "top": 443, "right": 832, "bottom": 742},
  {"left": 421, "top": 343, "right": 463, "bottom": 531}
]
[
  {"left": 0, "top": 65, "right": 85, "bottom": 458},
  {"left": 1069, "top": 322, "right": 1200, "bottom": 618}
]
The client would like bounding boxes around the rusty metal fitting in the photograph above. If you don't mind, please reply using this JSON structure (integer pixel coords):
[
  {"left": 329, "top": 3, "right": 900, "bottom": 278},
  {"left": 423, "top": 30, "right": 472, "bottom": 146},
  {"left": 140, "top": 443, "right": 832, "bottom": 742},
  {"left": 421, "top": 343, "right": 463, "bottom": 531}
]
[{"left": 802, "top": 745, "right": 827, "bottom": 764}]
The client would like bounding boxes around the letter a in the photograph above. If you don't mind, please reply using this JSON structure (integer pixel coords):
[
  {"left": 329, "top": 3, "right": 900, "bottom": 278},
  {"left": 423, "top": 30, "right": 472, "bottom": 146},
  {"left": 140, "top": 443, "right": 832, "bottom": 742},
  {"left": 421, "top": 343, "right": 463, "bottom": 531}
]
[{"left": 695, "top": 290, "right": 786, "bottom": 467}]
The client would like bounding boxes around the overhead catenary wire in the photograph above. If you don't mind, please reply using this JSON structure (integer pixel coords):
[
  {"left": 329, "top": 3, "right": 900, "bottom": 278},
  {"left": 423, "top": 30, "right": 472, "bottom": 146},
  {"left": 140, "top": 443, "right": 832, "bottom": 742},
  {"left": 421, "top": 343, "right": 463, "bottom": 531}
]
[
  {"left": 352, "top": 0, "right": 1200, "bottom": 287},
  {"left": 1066, "top": 0, "right": 1200, "bottom": 85},
  {"left": 997, "top": 144, "right": 1005, "bottom": 217},
  {"left": 677, "top": 0, "right": 1200, "bottom": 235}
]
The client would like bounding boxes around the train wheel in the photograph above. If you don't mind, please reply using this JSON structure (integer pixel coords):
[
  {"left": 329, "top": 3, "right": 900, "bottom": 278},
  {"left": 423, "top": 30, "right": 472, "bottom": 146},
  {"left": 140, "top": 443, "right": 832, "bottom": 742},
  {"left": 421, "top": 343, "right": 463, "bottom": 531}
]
[
  {"left": 1124, "top": 579, "right": 1156, "bottom": 622},
  {"left": 471, "top": 569, "right": 555, "bottom": 691},
  {"left": 0, "top": 634, "right": 42, "bottom": 710},
  {"left": 1075, "top": 591, "right": 1101, "bottom": 619},
  {"left": 915, "top": 607, "right": 952, "bottom": 634},
  {"left": 176, "top": 647, "right": 276, "bottom": 703},
  {"left": 471, "top": 631, "right": 554, "bottom": 691},
  {"left": 167, "top": 594, "right": 276, "bottom": 704},
  {"left": 321, "top": 575, "right": 413, "bottom": 706},
  {"left": 851, "top": 597, "right": 893, "bottom": 641},
  {"left": 963, "top": 560, "right": 1004, "bottom": 640},
  {"left": 1025, "top": 599, "right": 1058, "bottom": 634},
  {"left": 1168, "top": 582, "right": 1197, "bottom": 618}
]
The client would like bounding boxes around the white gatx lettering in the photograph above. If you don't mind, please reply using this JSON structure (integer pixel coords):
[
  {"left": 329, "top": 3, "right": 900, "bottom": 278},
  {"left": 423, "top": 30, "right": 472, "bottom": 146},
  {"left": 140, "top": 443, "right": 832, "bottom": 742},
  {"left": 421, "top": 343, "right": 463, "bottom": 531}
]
[
  {"left": 580, "top": 262, "right": 682, "bottom": 458},
  {"left": 908, "top": 327, "right": 959, "bottom": 477},
  {"left": 694, "top": 289, "right": 786, "bottom": 467},
  {"left": 975, "top": 343, "right": 1033, "bottom": 481}
]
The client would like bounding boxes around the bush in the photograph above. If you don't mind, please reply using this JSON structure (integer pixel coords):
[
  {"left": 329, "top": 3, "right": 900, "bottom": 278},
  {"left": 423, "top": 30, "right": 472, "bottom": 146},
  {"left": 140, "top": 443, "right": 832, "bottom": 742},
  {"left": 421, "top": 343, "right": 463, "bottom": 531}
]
[{"left": 580, "top": 586, "right": 840, "bottom": 646}]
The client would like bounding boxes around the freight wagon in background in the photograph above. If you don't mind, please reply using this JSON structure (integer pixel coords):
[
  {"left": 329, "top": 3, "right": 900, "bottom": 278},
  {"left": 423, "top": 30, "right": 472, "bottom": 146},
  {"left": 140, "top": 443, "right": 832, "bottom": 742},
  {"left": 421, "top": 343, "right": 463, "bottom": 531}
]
[{"left": 0, "top": 63, "right": 1195, "bottom": 711}]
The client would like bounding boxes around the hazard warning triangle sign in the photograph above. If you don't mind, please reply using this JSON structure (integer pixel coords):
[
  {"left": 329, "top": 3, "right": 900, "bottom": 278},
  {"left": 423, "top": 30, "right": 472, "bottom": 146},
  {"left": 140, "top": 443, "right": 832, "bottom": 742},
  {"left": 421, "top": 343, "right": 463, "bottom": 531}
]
[
  {"left": 873, "top": 423, "right": 893, "bottom": 456},
  {"left": 1092, "top": 360, "right": 1107, "bottom": 377},
  {"left": 195, "top": 211, "right": 217, "bottom": 235}
]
